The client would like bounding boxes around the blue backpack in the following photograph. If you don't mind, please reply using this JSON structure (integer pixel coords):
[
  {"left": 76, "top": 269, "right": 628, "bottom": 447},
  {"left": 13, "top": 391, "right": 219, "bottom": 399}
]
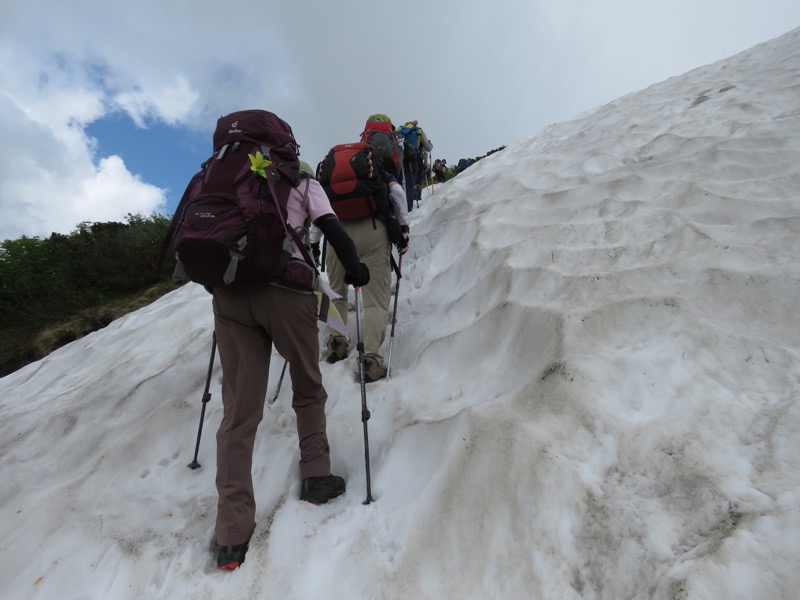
[{"left": 398, "top": 124, "right": 420, "bottom": 160}]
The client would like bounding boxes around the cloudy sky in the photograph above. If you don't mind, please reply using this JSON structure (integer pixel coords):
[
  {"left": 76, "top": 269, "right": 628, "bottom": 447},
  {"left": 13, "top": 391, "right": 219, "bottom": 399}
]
[{"left": 2, "top": 0, "right": 799, "bottom": 240}]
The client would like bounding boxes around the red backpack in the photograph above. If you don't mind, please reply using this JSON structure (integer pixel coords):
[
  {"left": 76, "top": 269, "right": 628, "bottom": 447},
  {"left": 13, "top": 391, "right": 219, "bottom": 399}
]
[
  {"left": 316, "top": 142, "right": 390, "bottom": 222},
  {"left": 157, "top": 110, "right": 315, "bottom": 288}
]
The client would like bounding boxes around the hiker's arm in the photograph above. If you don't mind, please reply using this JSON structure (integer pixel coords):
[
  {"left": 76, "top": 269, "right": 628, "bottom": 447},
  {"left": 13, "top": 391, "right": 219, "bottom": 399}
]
[
  {"left": 420, "top": 129, "right": 433, "bottom": 151},
  {"left": 388, "top": 181, "right": 409, "bottom": 226},
  {"left": 314, "top": 214, "right": 364, "bottom": 276},
  {"left": 306, "top": 179, "right": 368, "bottom": 284}
]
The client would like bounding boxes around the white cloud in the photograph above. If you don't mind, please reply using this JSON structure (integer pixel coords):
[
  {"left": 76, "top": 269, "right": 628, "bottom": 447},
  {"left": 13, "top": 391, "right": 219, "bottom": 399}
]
[
  {"left": 78, "top": 155, "right": 166, "bottom": 217},
  {"left": 0, "top": 150, "right": 165, "bottom": 240},
  {"left": 112, "top": 75, "right": 200, "bottom": 127},
  {"left": 0, "top": 94, "right": 165, "bottom": 240}
]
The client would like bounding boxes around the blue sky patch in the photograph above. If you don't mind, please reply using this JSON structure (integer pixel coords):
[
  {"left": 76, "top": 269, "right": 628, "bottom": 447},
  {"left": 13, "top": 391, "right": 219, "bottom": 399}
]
[{"left": 87, "top": 115, "right": 211, "bottom": 215}]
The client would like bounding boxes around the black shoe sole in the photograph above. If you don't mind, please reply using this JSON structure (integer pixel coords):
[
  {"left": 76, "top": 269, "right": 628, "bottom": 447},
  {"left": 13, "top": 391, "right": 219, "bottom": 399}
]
[{"left": 300, "top": 488, "right": 345, "bottom": 504}]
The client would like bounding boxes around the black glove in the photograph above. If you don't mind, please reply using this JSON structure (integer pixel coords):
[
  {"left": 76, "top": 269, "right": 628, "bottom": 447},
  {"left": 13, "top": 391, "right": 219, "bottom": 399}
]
[
  {"left": 310, "top": 242, "right": 321, "bottom": 267},
  {"left": 344, "top": 263, "right": 370, "bottom": 287},
  {"left": 398, "top": 225, "right": 410, "bottom": 255}
]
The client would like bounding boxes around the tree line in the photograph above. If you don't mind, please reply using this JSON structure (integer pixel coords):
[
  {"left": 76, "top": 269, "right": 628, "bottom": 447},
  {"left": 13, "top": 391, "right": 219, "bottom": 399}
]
[{"left": 0, "top": 213, "right": 177, "bottom": 376}]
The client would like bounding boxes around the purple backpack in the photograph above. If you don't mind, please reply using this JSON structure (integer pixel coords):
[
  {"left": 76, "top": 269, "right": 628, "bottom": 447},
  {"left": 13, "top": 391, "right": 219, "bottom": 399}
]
[{"left": 158, "top": 110, "right": 314, "bottom": 288}]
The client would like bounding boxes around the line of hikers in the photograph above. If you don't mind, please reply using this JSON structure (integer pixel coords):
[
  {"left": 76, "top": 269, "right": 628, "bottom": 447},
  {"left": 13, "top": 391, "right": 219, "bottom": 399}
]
[
  {"left": 396, "top": 118, "right": 434, "bottom": 211},
  {"left": 159, "top": 109, "right": 435, "bottom": 570},
  {"left": 315, "top": 113, "right": 429, "bottom": 382}
]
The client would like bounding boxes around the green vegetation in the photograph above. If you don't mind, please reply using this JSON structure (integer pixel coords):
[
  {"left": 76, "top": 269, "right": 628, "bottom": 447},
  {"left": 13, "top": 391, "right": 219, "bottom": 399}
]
[
  {"left": 0, "top": 214, "right": 180, "bottom": 376},
  {"left": 1, "top": 144, "right": 507, "bottom": 377}
]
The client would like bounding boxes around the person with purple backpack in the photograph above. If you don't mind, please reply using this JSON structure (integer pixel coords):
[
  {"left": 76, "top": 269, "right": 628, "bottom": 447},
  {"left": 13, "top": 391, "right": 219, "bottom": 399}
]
[{"left": 165, "top": 110, "right": 370, "bottom": 571}]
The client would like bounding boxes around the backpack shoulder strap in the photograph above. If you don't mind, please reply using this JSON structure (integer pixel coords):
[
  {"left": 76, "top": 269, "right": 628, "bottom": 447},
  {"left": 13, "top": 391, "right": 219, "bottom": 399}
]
[{"left": 264, "top": 171, "right": 319, "bottom": 275}]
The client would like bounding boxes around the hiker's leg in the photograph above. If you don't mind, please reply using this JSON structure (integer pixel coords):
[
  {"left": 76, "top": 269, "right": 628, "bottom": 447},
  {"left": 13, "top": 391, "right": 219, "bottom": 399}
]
[
  {"left": 253, "top": 286, "right": 331, "bottom": 478},
  {"left": 212, "top": 288, "right": 271, "bottom": 546},
  {"left": 344, "top": 220, "right": 392, "bottom": 362}
]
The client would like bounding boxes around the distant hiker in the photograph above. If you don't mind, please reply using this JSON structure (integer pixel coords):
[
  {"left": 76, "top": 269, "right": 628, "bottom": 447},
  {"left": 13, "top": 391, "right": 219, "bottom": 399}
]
[
  {"left": 433, "top": 158, "right": 447, "bottom": 183},
  {"left": 317, "top": 119, "right": 410, "bottom": 382},
  {"left": 397, "top": 120, "right": 432, "bottom": 212},
  {"left": 414, "top": 125, "right": 432, "bottom": 202},
  {"left": 457, "top": 157, "right": 473, "bottom": 172},
  {"left": 360, "top": 113, "right": 404, "bottom": 181},
  {"left": 416, "top": 123, "right": 432, "bottom": 186},
  {"left": 173, "top": 110, "right": 370, "bottom": 571},
  {"left": 417, "top": 146, "right": 432, "bottom": 197}
]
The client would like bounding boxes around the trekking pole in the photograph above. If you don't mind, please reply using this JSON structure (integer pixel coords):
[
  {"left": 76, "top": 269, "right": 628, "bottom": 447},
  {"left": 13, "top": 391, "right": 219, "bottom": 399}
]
[
  {"left": 269, "top": 359, "right": 288, "bottom": 404},
  {"left": 188, "top": 331, "right": 217, "bottom": 469},
  {"left": 386, "top": 254, "right": 403, "bottom": 379},
  {"left": 354, "top": 287, "right": 374, "bottom": 504}
]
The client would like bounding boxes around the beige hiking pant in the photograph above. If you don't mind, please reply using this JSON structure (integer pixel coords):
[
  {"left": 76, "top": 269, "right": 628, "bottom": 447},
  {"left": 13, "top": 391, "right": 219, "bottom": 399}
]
[{"left": 325, "top": 218, "right": 393, "bottom": 364}]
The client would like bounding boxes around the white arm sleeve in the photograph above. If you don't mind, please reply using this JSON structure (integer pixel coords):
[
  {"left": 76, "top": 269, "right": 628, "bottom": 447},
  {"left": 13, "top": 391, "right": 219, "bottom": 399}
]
[{"left": 389, "top": 181, "right": 409, "bottom": 226}]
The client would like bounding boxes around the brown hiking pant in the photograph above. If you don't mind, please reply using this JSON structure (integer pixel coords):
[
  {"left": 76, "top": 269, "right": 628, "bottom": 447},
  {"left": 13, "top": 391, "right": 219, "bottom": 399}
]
[
  {"left": 212, "top": 283, "right": 330, "bottom": 546},
  {"left": 325, "top": 218, "right": 393, "bottom": 363}
]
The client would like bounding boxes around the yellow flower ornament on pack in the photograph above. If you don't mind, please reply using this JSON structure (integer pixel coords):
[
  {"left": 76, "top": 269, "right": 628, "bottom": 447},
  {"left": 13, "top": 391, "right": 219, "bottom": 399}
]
[{"left": 248, "top": 151, "right": 273, "bottom": 178}]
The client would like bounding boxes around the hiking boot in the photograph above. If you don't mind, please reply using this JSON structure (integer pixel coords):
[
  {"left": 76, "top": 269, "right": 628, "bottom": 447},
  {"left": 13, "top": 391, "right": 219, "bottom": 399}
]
[
  {"left": 362, "top": 357, "right": 387, "bottom": 383},
  {"left": 325, "top": 336, "right": 348, "bottom": 364},
  {"left": 300, "top": 475, "right": 346, "bottom": 504},
  {"left": 212, "top": 540, "right": 249, "bottom": 571}
]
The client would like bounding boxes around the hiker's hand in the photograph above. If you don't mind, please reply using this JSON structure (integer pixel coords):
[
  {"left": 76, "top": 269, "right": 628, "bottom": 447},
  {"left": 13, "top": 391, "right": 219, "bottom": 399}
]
[
  {"left": 398, "top": 226, "right": 410, "bottom": 255},
  {"left": 311, "top": 242, "right": 321, "bottom": 267},
  {"left": 344, "top": 263, "right": 370, "bottom": 287}
]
